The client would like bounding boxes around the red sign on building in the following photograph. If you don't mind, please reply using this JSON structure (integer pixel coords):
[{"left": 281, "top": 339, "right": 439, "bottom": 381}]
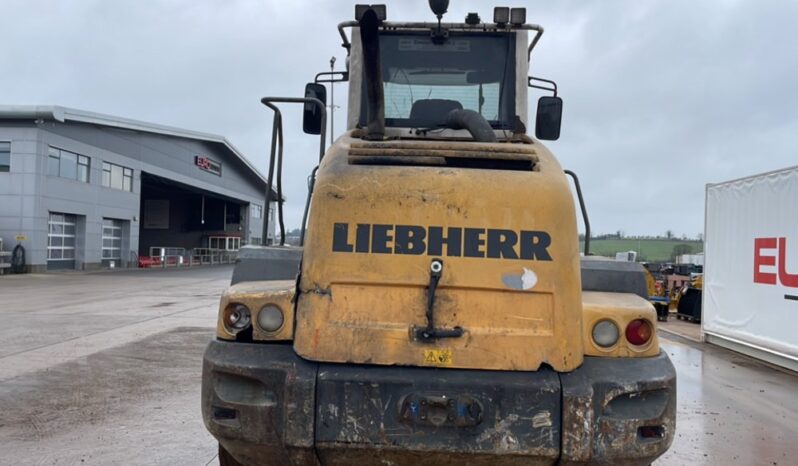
[{"left": 195, "top": 156, "right": 222, "bottom": 176}]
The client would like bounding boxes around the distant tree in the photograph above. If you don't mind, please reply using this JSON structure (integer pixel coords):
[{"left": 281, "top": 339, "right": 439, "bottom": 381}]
[
  {"left": 697, "top": 232, "right": 704, "bottom": 241},
  {"left": 665, "top": 230, "right": 674, "bottom": 240},
  {"left": 616, "top": 230, "right": 624, "bottom": 239}
]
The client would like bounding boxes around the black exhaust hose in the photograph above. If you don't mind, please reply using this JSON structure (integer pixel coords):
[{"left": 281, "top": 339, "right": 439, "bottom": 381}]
[
  {"left": 445, "top": 109, "right": 497, "bottom": 142},
  {"left": 359, "top": 9, "right": 385, "bottom": 140}
]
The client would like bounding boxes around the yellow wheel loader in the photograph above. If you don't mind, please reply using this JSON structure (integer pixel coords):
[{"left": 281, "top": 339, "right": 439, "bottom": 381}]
[
  {"left": 202, "top": 3, "right": 676, "bottom": 465},
  {"left": 644, "top": 267, "right": 670, "bottom": 322},
  {"left": 675, "top": 274, "right": 703, "bottom": 323}
]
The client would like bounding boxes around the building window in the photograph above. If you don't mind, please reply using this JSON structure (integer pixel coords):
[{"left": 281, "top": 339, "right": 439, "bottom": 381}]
[
  {"left": 102, "top": 218, "right": 123, "bottom": 260},
  {"left": 48, "top": 213, "right": 77, "bottom": 261},
  {"left": 252, "top": 204, "right": 263, "bottom": 219},
  {"left": 48, "top": 147, "right": 90, "bottom": 182},
  {"left": 0, "top": 142, "right": 10, "bottom": 172},
  {"left": 102, "top": 162, "right": 133, "bottom": 191}
]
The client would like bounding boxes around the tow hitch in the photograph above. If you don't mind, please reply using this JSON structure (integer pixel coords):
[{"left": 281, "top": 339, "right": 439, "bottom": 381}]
[{"left": 412, "top": 259, "right": 464, "bottom": 341}]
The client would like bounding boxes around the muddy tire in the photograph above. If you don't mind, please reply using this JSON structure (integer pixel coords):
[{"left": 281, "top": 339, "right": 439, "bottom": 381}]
[{"left": 218, "top": 444, "right": 243, "bottom": 466}]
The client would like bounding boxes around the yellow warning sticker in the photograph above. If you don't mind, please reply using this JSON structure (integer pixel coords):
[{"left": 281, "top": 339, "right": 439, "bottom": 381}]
[{"left": 423, "top": 349, "right": 453, "bottom": 366}]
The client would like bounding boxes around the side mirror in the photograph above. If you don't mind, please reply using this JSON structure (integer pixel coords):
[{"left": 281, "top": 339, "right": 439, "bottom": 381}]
[
  {"left": 535, "top": 96, "right": 563, "bottom": 141},
  {"left": 303, "top": 83, "right": 327, "bottom": 135}
]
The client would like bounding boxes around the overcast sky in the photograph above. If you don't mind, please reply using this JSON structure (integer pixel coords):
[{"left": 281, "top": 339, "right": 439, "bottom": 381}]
[{"left": 3, "top": 0, "right": 796, "bottom": 238}]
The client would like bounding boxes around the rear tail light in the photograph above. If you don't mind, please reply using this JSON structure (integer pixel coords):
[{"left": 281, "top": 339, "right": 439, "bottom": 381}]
[{"left": 625, "top": 319, "right": 653, "bottom": 346}]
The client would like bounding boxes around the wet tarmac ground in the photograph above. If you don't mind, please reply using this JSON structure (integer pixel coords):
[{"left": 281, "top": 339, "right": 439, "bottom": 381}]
[{"left": 1, "top": 266, "right": 796, "bottom": 465}]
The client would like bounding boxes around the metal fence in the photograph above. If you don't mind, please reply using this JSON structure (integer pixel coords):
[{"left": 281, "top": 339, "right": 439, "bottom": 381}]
[{"left": 136, "top": 247, "right": 238, "bottom": 268}]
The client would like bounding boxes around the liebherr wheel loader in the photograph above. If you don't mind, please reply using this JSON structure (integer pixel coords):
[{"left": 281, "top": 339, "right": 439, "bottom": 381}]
[{"left": 202, "top": 3, "right": 676, "bottom": 465}]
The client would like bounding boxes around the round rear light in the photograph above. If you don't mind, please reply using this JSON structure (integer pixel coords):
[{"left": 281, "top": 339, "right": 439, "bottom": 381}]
[
  {"left": 223, "top": 303, "right": 251, "bottom": 333},
  {"left": 257, "top": 304, "right": 285, "bottom": 333},
  {"left": 592, "top": 320, "right": 620, "bottom": 348},
  {"left": 625, "top": 319, "right": 653, "bottom": 346}
]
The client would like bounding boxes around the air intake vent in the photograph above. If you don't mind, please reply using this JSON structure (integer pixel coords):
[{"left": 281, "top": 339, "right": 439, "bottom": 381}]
[{"left": 348, "top": 141, "right": 537, "bottom": 171}]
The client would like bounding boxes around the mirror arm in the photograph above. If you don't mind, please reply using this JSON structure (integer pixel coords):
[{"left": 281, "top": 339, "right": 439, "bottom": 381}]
[
  {"left": 300, "top": 165, "right": 320, "bottom": 247},
  {"left": 338, "top": 20, "right": 358, "bottom": 54},
  {"left": 527, "top": 27, "right": 545, "bottom": 60},
  {"left": 261, "top": 101, "right": 282, "bottom": 245},
  {"left": 275, "top": 111, "right": 285, "bottom": 246},
  {"left": 564, "top": 169, "right": 591, "bottom": 256},
  {"left": 528, "top": 76, "right": 558, "bottom": 97},
  {"left": 315, "top": 71, "right": 349, "bottom": 83},
  {"left": 260, "top": 97, "right": 327, "bottom": 246},
  {"left": 261, "top": 97, "right": 327, "bottom": 160}
]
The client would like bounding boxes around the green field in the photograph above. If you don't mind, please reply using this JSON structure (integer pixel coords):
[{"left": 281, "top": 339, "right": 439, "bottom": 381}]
[{"left": 579, "top": 238, "right": 703, "bottom": 263}]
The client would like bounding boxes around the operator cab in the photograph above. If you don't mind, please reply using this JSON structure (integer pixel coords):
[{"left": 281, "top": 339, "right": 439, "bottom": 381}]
[
  {"left": 304, "top": 4, "right": 563, "bottom": 142},
  {"left": 358, "top": 31, "right": 517, "bottom": 132}
]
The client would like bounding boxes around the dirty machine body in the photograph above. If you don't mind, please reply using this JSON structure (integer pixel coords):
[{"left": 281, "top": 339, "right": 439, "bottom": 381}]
[{"left": 202, "top": 4, "right": 676, "bottom": 465}]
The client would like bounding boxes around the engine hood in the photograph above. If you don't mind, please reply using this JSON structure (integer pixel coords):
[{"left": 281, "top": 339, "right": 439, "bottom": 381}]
[{"left": 294, "top": 134, "right": 584, "bottom": 372}]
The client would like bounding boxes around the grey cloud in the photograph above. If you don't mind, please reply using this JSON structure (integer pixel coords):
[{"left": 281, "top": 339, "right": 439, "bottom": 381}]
[{"left": 2, "top": 0, "right": 795, "bottom": 237}]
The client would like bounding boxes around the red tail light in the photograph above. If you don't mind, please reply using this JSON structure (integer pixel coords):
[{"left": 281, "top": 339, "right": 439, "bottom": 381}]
[{"left": 625, "top": 319, "right": 653, "bottom": 346}]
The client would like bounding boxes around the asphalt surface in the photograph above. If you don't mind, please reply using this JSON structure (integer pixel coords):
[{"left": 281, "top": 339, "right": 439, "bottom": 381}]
[{"left": 0, "top": 266, "right": 796, "bottom": 465}]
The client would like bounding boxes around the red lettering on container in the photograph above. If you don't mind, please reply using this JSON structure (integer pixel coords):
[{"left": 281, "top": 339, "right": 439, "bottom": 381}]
[
  {"left": 754, "top": 237, "right": 798, "bottom": 288},
  {"left": 778, "top": 237, "right": 798, "bottom": 288},
  {"left": 754, "top": 237, "right": 777, "bottom": 285}
]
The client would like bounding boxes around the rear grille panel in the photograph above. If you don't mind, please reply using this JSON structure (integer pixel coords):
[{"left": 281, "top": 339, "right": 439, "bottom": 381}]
[{"left": 348, "top": 141, "right": 538, "bottom": 171}]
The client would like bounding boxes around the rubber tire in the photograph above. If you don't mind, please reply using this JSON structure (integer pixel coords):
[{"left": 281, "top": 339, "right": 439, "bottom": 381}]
[{"left": 218, "top": 444, "right": 243, "bottom": 466}]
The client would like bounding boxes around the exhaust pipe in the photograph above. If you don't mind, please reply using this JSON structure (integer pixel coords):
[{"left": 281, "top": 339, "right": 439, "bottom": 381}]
[
  {"left": 446, "top": 109, "right": 497, "bottom": 142},
  {"left": 359, "top": 8, "right": 385, "bottom": 140}
]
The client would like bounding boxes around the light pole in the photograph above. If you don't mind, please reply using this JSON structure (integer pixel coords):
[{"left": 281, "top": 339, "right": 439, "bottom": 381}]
[{"left": 329, "top": 56, "right": 336, "bottom": 142}]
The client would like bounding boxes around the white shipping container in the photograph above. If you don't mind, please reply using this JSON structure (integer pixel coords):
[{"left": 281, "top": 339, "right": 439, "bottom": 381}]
[
  {"left": 703, "top": 166, "right": 798, "bottom": 371},
  {"left": 677, "top": 253, "right": 704, "bottom": 266},
  {"left": 615, "top": 251, "right": 637, "bottom": 262}
]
